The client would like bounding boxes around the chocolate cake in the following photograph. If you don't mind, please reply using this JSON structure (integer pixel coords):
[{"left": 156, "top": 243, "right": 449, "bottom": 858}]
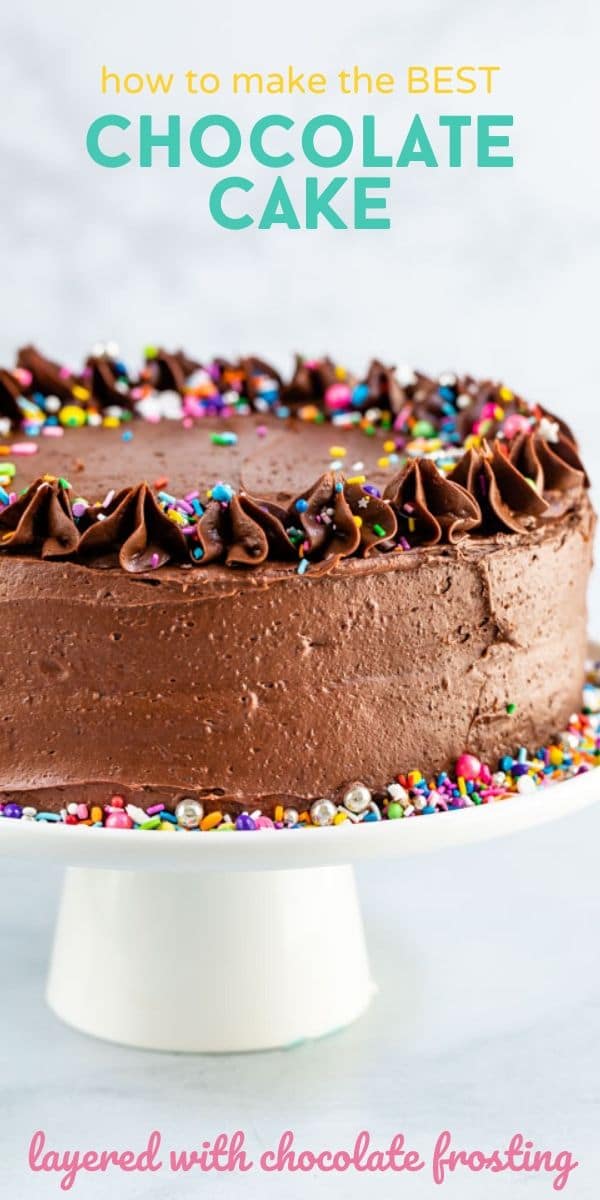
[{"left": 0, "top": 346, "right": 594, "bottom": 827}]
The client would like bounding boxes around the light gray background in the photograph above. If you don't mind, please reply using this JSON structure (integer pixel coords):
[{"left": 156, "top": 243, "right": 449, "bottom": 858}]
[{"left": 1, "top": 0, "right": 600, "bottom": 1197}]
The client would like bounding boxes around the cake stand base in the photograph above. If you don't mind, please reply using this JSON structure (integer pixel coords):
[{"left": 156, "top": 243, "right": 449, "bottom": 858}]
[
  {"left": 3, "top": 752, "right": 597, "bottom": 1053},
  {"left": 46, "top": 864, "right": 375, "bottom": 1052}
]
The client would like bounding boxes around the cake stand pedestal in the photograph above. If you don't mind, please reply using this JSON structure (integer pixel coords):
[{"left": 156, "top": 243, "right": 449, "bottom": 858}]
[
  {"left": 46, "top": 864, "right": 373, "bottom": 1052},
  {"left": 1, "top": 769, "right": 599, "bottom": 1052}
]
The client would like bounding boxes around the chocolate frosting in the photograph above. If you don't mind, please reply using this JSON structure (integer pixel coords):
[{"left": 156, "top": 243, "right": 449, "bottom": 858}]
[
  {"left": 344, "top": 481, "right": 398, "bottom": 553},
  {"left": 390, "top": 372, "right": 532, "bottom": 441},
  {"left": 16, "top": 345, "right": 83, "bottom": 404},
  {"left": 363, "top": 359, "right": 405, "bottom": 412},
  {"left": 208, "top": 356, "right": 283, "bottom": 405},
  {"left": 509, "top": 430, "right": 589, "bottom": 492},
  {"left": 0, "top": 357, "right": 593, "bottom": 818},
  {"left": 144, "top": 348, "right": 202, "bottom": 393},
  {"left": 0, "top": 436, "right": 587, "bottom": 574},
  {"left": 226, "top": 495, "right": 271, "bottom": 565},
  {"left": 235, "top": 494, "right": 295, "bottom": 560},
  {"left": 239, "top": 356, "right": 283, "bottom": 399},
  {"left": 383, "top": 458, "right": 481, "bottom": 545},
  {"left": 507, "top": 430, "right": 545, "bottom": 492},
  {"left": 0, "top": 352, "right": 592, "bottom": 580},
  {"left": 0, "top": 477, "right": 78, "bottom": 558},
  {"left": 0, "top": 500, "right": 593, "bottom": 815},
  {"left": 85, "top": 354, "right": 134, "bottom": 411},
  {"left": 449, "top": 441, "right": 549, "bottom": 534},
  {"left": 281, "top": 356, "right": 356, "bottom": 408},
  {"left": 195, "top": 492, "right": 294, "bottom": 566},
  {"left": 291, "top": 472, "right": 361, "bottom": 569},
  {"left": 0, "top": 369, "right": 24, "bottom": 425},
  {"left": 77, "top": 483, "right": 189, "bottom": 572}
]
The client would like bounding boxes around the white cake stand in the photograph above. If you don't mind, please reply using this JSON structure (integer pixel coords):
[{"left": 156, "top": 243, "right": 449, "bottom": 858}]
[{"left": 0, "top": 770, "right": 598, "bottom": 1052}]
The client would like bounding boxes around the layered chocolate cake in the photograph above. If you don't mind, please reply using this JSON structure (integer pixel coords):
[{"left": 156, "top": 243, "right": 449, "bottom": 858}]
[{"left": 0, "top": 345, "right": 595, "bottom": 829}]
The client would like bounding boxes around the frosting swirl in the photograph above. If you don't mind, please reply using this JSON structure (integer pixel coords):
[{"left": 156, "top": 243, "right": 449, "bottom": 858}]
[
  {"left": 343, "top": 481, "right": 398, "bottom": 552},
  {"left": 84, "top": 353, "right": 134, "bottom": 411},
  {"left": 0, "top": 369, "right": 24, "bottom": 426},
  {"left": 0, "top": 477, "right": 78, "bottom": 558},
  {"left": 16, "top": 345, "right": 85, "bottom": 405},
  {"left": 77, "top": 483, "right": 189, "bottom": 572},
  {"left": 509, "top": 429, "right": 588, "bottom": 492},
  {"left": 194, "top": 492, "right": 294, "bottom": 566},
  {"left": 449, "top": 440, "right": 548, "bottom": 533},
  {"left": 290, "top": 472, "right": 361, "bottom": 570},
  {"left": 207, "top": 356, "right": 282, "bottom": 408},
  {"left": 144, "top": 348, "right": 202, "bottom": 394},
  {"left": 281, "top": 357, "right": 357, "bottom": 410},
  {"left": 362, "top": 360, "right": 405, "bottom": 413},
  {"left": 383, "top": 458, "right": 481, "bottom": 545}
]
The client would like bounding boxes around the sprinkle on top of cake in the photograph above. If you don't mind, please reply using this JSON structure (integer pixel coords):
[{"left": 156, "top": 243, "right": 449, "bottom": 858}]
[{"left": 0, "top": 344, "right": 589, "bottom": 575}]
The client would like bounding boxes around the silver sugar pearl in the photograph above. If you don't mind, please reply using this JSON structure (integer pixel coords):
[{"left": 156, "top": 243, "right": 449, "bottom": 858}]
[
  {"left": 310, "top": 798, "right": 337, "bottom": 827},
  {"left": 175, "top": 798, "right": 204, "bottom": 828},
  {"left": 283, "top": 806, "right": 299, "bottom": 826},
  {"left": 342, "top": 782, "right": 372, "bottom": 814}
]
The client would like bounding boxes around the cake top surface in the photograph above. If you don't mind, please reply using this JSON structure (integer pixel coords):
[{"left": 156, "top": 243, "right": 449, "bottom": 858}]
[
  {"left": 7, "top": 413, "right": 396, "bottom": 500},
  {"left": 0, "top": 344, "right": 590, "bottom": 576}
]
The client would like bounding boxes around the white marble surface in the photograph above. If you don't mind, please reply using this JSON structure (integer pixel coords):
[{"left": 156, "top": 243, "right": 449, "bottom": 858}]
[{"left": 1, "top": 0, "right": 600, "bottom": 1196}]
